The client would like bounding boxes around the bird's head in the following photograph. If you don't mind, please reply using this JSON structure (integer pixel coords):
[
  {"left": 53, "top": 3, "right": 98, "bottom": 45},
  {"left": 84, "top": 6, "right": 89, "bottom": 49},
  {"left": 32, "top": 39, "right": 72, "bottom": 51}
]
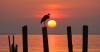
[{"left": 47, "top": 13, "right": 50, "bottom": 15}]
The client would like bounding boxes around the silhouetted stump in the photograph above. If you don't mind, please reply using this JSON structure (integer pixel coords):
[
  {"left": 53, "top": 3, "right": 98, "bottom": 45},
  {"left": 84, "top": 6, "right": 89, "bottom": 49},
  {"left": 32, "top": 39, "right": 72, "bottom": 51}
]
[
  {"left": 11, "top": 35, "right": 15, "bottom": 52},
  {"left": 42, "top": 27, "right": 49, "bottom": 52},
  {"left": 11, "top": 44, "right": 14, "bottom": 52},
  {"left": 82, "top": 25, "right": 88, "bottom": 52},
  {"left": 22, "top": 25, "right": 28, "bottom": 52},
  {"left": 14, "top": 44, "right": 18, "bottom": 52},
  {"left": 67, "top": 26, "right": 73, "bottom": 52},
  {"left": 8, "top": 35, "right": 11, "bottom": 52}
]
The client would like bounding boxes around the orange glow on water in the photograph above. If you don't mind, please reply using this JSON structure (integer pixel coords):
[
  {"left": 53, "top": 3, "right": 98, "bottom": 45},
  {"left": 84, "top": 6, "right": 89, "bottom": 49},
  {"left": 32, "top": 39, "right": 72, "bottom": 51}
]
[{"left": 0, "top": 34, "right": 100, "bottom": 52}]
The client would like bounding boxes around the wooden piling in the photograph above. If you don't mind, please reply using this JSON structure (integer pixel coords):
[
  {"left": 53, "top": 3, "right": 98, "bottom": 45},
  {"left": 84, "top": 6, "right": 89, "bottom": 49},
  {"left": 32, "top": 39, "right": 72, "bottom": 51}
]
[
  {"left": 22, "top": 25, "right": 28, "bottom": 52},
  {"left": 14, "top": 44, "right": 18, "bottom": 52},
  {"left": 82, "top": 25, "right": 88, "bottom": 52},
  {"left": 8, "top": 35, "right": 11, "bottom": 52},
  {"left": 12, "top": 35, "right": 15, "bottom": 52},
  {"left": 42, "top": 27, "right": 49, "bottom": 52},
  {"left": 67, "top": 26, "right": 73, "bottom": 52},
  {"left": 13, "top": 35, "right": 15, "bottom": 49}
]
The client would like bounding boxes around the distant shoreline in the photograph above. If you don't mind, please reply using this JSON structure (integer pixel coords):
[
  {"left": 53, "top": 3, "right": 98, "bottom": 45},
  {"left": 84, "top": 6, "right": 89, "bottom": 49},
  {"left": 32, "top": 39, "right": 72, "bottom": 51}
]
[{"left": 0, "top": 33, "right": 100, "bottom": 35}]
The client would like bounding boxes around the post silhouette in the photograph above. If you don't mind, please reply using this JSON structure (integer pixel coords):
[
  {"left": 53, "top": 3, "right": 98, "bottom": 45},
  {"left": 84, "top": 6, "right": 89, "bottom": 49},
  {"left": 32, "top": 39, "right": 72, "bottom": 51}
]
[
  {"left": 42, "top": 27, "right": 49, "bottom": 52},
  {"left": 8, "top": 35, "right": 11, "bottom": 52},
  {"left": 82, "top": 25, "right": 88, "bottom": 52},
  {"left": 14, "top": 44, "right": 18, "bottom": 52},
  {"left": 66, "top": 26, "right": 73, "bottom": 52},
  {"left": 22, "top": 25, "right": 28, "bottom": 52},
  {"left": 11, "top": 35, "right": 15, "bottom": 52}
]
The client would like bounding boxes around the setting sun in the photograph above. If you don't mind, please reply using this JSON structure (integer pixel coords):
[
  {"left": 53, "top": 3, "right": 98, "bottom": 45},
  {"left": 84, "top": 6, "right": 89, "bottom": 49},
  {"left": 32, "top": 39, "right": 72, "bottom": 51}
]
[{"left": 47, "top": 20, "right": 57, "bottom": 28}]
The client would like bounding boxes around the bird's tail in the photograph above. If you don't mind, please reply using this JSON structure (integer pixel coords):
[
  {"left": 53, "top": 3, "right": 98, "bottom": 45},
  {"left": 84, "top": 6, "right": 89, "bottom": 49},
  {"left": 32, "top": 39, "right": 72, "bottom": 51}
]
[{"left": 40, "top": 21, "right": 42, "bottom": 23}]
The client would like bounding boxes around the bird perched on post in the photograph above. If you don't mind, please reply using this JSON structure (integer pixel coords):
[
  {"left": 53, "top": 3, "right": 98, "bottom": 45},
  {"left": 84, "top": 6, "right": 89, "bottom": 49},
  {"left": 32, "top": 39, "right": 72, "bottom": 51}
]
[{"left": 40, "top": 13, "right": 50, "bottom": 26}]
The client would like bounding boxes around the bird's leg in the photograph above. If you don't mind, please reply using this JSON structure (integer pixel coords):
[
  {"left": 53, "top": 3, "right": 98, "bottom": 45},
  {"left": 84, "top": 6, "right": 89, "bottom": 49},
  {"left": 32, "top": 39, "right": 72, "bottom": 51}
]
[
  {"left": 43, "top": 22, "right": 45, "bottom": 27},
  {"left": 44, "top": 21, "right": 46, "bottom": 27}
]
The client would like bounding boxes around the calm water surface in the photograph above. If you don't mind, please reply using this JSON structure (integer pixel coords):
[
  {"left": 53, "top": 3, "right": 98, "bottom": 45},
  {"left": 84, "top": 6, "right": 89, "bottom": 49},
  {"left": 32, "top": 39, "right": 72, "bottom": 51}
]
[{"left": 0, "top": 34, "right": 100, "bottom": 52}]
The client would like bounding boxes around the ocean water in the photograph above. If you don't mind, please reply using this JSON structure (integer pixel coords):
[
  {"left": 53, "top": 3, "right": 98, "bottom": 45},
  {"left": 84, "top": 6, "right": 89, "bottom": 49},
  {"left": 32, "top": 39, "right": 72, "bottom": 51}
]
[{"left": 0, "top": 34, "right": 100, "bottom": 52}]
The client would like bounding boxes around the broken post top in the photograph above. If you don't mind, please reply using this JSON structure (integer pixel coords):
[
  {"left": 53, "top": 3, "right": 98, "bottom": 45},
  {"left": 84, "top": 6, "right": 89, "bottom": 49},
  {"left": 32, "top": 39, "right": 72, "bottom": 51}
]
[
  {"left": 83, "top": 25, "right": 88, "bottom": 35},
  {"left": 22, "top": 25, "right": 28, "bottom": 34},
  {"left": 67, "top": 26, "right": 72, "bottom": 34},
  {"left": 67, "top": 26, "right": 71, "bottom": 31},
  {"left": 22, "top": 25, "right": 27, "bottom": 28},
  {"left": 83, "top": 25, "right": 88, "bottom": 31}
]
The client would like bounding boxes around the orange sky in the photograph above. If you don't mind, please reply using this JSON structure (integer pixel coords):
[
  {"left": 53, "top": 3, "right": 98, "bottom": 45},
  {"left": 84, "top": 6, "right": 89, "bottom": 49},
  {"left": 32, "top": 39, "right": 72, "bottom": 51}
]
[
  {"left": 0, "top": 0, "right": 100, "bottom": 34},
  {"left": 33, "top": 0, "right": 80, "bottom": 19}
]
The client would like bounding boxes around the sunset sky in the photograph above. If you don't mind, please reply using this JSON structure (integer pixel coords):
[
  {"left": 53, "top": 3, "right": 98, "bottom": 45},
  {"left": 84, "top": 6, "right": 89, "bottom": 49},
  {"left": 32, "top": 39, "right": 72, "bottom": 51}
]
[{"left": 0, "top": 0, "right": 100, "bottom": 34}]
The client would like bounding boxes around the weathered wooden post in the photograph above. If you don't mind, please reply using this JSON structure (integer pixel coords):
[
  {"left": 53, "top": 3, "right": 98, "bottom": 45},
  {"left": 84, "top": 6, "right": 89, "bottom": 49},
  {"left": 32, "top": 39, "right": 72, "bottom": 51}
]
[
  {"left": 8, "top": 33, "right": 18, "bottom": 52},
  {"left": 14, "top": 44, "right": 18, "bottom": 52},
  {"left": 82, "top": 25, "right": 88, "bottom": 52},
  {"left": 8, "top": 34, "right": 11, "bottom": 52},
  {"left": 12, "top": 35, "right": 15, "bottom": 52},
  {"left": 42, "top": 26, "right": 49, "bottom": 52},
  {"left": 13, "top": 35, "right": 14, "bottom": 47},
  {"left": 66, "top": 26, "right": 73, "bottom": 52},
  {"left": 22, "top": 25, "right": 28, "bottom": 52}
]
